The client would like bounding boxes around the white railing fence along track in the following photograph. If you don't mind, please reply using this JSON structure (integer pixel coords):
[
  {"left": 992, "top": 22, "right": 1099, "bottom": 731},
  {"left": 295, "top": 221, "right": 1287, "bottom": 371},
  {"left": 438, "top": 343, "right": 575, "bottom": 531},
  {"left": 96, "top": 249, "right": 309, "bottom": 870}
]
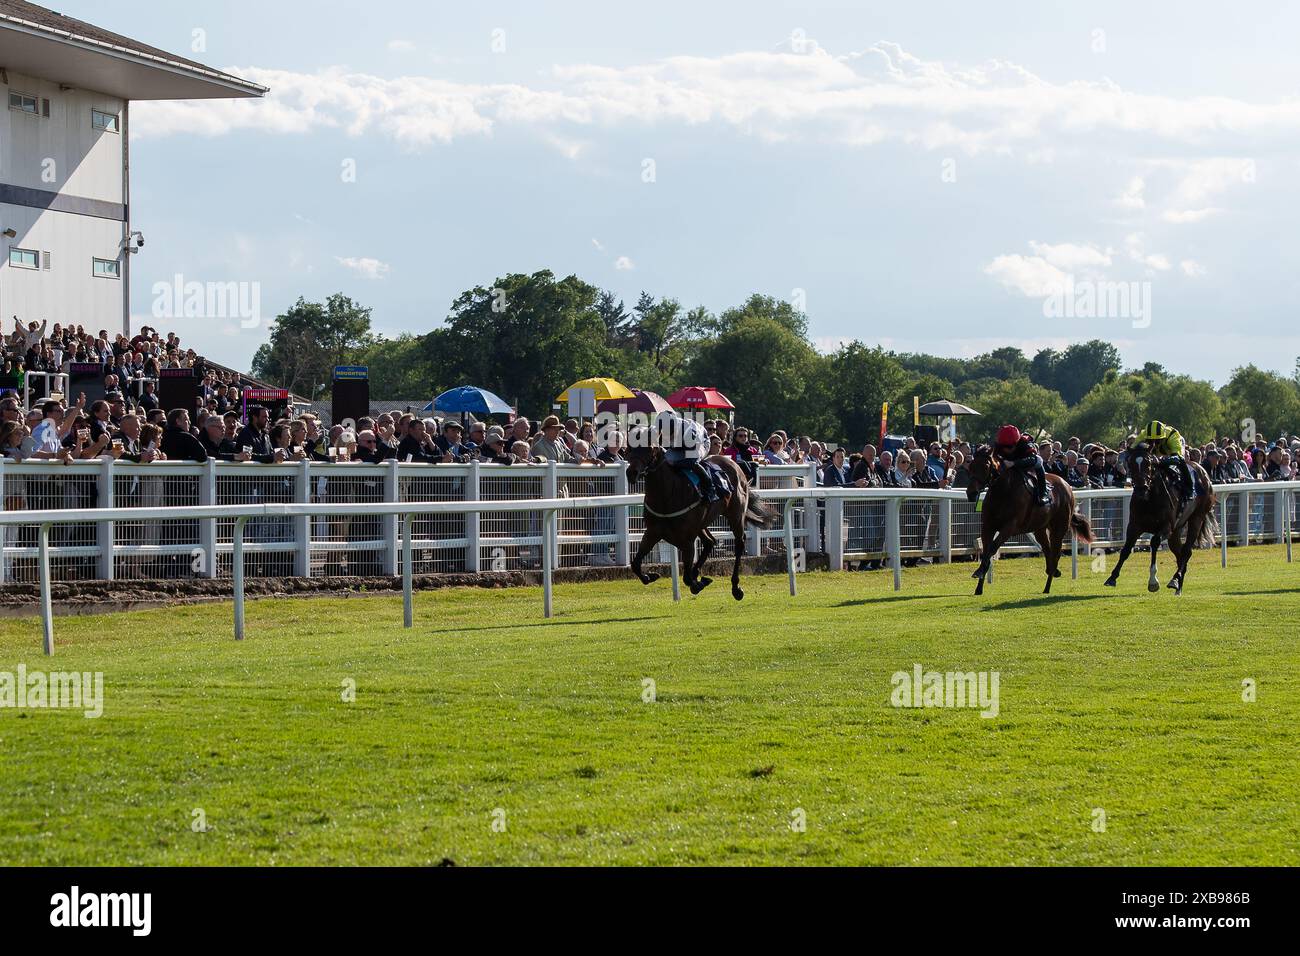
[{"left": 2, "top": 457, "right": 1296, "bottom": 654}]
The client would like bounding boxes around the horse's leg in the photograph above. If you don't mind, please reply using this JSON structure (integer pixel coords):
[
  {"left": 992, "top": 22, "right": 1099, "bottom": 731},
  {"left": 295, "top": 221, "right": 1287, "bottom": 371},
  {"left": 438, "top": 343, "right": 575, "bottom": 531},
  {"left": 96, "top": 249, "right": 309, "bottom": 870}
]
[
  {"left": 973, "top": 531, "right": 1003, "bottom": 596},
  {"left": 1032, "top": 527, "right": 1054, "bottom": 593},
  {"left": 695, "top": 528, "right": 716, "bottom": 591},
  {"left": 1145, "top": 532, "right": 1163, "bottom": 593},
  {"left": 1167, "top": 523, "right": 1190, "bottom": 594},
  {"left": 729, "top": 495, "right": 748, "bottom": 601},
  {"left": 631, "top": 525, "right": 663, "bottom": 585},
  {"left": 1103, "top": 519, "right": 1140, "bottom": 587}
]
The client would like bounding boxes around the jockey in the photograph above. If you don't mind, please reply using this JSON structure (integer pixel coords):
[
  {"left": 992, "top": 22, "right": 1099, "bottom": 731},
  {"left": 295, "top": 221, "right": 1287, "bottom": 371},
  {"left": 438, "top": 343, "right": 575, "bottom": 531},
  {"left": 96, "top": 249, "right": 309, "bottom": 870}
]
[
  {"left": 992, "top": 424, "right": 1050, "bottom": 505},
  {"left": 1143, "top": 420, "right": 1194, "bottom": 499},
  {"left": 655, "top": 410, "right": 718, "bottom": 504}
]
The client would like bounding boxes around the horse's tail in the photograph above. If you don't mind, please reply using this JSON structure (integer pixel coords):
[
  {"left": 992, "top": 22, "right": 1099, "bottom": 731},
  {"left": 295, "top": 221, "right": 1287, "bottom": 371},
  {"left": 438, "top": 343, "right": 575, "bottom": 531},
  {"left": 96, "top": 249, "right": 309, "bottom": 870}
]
[
  {"left": 745, "top": 490, "right": 779, "bottom": 529},
  {"left": 1070, "top": 511, "right": 1094, "bottom": 544},
  {"left": 1194, "top": 493, "right": 1218, "bottom": 549}
]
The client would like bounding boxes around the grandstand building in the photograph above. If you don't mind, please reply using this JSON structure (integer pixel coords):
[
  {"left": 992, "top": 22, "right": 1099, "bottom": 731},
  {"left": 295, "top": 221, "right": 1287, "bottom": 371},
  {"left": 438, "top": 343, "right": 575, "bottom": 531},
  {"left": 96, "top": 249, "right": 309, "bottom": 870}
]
[{"left": 0, "top": 0, "right": 264, "bottom": 335}]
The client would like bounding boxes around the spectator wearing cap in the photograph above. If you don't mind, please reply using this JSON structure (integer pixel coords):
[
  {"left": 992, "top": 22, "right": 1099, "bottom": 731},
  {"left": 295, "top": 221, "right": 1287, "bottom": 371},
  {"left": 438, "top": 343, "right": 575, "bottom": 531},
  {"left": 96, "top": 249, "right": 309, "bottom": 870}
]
[
  {"left": 433, "top": 420, "right": 474, "bottom": 462},
  {"left": 531, "top": 416, "right": 572, "bottom": 462},
  {"left": 479, "top": 425, "right": 515, "bottom": 464}
]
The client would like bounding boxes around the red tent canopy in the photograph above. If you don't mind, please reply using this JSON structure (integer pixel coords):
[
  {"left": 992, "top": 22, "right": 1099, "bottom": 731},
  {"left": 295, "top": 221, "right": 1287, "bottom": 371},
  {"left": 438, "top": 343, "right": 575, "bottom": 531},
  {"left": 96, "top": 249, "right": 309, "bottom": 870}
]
[
  {"left": 596, "top": 389, "right": 674, "bottom": 417},
  {"left": 666, "top": 386, "right": 735, "bottom": 410}
]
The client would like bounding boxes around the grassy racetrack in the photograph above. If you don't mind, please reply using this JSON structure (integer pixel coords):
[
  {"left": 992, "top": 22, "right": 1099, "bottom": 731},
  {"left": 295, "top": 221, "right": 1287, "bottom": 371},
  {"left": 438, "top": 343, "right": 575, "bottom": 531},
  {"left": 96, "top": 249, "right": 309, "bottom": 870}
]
[{"left": 1, "top": 546, "right": 1297, "bottom": 866}]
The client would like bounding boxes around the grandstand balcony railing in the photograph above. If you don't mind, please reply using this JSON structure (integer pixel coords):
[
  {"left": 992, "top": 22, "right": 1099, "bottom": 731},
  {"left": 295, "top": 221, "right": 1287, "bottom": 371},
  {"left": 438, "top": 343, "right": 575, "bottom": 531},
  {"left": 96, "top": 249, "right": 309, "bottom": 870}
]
[{"left": 1, "top": 456, "right": 1297, "bottom": 587}]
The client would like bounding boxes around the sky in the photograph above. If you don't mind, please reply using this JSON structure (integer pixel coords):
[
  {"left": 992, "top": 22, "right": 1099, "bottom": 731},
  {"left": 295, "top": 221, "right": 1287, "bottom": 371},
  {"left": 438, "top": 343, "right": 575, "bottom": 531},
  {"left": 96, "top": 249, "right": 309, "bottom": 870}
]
[{"left": 60, "top": 0, "right": 1300, "bottom": 386}]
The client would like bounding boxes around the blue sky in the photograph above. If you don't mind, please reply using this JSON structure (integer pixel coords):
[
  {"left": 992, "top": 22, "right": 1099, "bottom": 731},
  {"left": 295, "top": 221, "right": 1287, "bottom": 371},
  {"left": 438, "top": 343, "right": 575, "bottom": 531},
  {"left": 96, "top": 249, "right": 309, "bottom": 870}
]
[{"left": 64, "top": 0, "right": 1300, "bottom": 385}]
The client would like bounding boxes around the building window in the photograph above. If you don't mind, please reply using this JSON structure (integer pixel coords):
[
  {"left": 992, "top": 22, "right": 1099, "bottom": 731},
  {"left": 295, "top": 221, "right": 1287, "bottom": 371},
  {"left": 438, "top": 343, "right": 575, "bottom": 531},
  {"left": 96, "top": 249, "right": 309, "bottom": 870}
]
[
  {"left": 91, "top": 109, "right": 119, "bottom": 132},
  {"left": 8, "top": 91, "right": 38, "bottom": 114},
  {"left": 9, "top": 247, "right": 38, "bottom": 269},
  {"left": 93, "top": 257, "right": 121, "bottom": 279}
]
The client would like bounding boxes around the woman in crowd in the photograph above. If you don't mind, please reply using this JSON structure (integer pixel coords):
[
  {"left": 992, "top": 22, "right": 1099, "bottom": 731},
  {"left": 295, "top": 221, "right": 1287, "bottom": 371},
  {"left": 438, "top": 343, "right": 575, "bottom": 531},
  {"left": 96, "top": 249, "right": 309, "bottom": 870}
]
[{"left": 763, "top": 433, "right": 788, "bottom": 464}]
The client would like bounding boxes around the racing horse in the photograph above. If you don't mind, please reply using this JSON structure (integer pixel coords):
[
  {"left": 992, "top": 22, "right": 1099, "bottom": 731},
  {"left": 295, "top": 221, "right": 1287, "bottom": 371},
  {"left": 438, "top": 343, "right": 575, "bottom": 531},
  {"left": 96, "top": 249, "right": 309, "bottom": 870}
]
[
  {"left": 625, "top": 437, "right": 777, "bottom": 601},
  {"left": 965, "top": 446, "right": 1094, "bottom": 596},
  {"left": 1103, "top": 443, "right": 1216, "bottom": 595}
]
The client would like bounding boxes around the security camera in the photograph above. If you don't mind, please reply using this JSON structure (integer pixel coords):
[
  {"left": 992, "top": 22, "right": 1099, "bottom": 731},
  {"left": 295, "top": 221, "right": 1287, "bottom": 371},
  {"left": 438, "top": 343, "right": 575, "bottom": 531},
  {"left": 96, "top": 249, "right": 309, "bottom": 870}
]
[{"left": 131, "top": 231, "right": 145, "bottom": 248}]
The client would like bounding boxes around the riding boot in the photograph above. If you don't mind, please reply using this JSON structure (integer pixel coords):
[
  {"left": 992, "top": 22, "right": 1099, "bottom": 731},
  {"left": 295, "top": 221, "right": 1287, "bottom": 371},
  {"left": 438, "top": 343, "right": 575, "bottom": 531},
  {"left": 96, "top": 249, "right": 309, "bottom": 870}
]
[
  {"left": 1177, "top": 458, "right": 1195, "bottom": 501},
  {"left": 689, "top": 459, "right": 717, "bottom": 503},
  {"left": 1033, "top": 458, "right": 1050, "bottom": 505}
]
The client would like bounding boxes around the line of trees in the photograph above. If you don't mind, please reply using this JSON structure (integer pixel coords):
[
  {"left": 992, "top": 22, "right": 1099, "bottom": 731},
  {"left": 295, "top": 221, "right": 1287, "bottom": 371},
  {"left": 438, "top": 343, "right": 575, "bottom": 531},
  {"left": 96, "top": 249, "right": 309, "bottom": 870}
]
[{"left": 249, "top": 272, "right": 1300, "bottom": 447}]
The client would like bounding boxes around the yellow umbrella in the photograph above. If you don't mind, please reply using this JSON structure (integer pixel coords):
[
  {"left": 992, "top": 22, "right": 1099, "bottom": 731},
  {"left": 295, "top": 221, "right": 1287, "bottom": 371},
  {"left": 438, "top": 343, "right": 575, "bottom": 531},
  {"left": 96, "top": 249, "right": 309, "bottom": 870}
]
[{"left": 556, "top": 377, "right": 636, "bottom": 403}]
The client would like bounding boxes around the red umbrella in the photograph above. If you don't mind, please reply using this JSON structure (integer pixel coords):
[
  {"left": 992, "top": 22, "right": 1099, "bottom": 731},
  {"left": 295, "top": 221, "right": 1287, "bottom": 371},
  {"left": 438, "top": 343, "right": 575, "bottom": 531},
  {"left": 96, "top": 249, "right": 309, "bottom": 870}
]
[
  {"left": 666, "top": 386, "right": 735, "bottom": 410},
  {"left": 596, "top": 389, "right": 674, "bottom": 417}
]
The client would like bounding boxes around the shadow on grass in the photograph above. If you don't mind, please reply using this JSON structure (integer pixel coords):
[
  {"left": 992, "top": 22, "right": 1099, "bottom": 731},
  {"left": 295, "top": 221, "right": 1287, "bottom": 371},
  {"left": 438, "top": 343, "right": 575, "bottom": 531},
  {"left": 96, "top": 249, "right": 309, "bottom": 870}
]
[
  {"left": 980, "top": 593, "right": 1115, "bottom": 611},
  {"left": 423, "top": 615, "right": 668, "bottom": 635},
  {"left": 834, "top": 594, "right": 954, "bottom": 608}
]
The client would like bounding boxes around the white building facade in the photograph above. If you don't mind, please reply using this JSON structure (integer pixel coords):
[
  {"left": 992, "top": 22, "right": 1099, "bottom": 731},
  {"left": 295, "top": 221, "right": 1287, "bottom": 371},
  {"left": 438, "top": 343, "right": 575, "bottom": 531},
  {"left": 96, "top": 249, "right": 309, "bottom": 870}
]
[{"left": 0, "top": 1, "right": 264, "bottom": 334}]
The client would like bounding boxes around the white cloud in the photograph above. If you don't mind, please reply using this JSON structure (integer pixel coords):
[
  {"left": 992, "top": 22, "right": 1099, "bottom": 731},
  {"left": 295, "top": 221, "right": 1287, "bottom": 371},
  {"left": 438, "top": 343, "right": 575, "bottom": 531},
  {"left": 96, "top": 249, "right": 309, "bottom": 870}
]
[
  {"left": 591, "top": 238, "right": 606, "bottom": 253},
  {"left": 387, "top": 40, "right": 416, "bottom": 52},
  {"left": 1123, "top": 233, "right": 1172, "bottom": 271},
  {"left": 1026, "top": 240, "right": 1112, "bottom": 272},
  {"left": 130, "top": 46, "right": 1300, "bottom": 158},
  {"left": 1161, "top": 207, "right": 1219, "bottom": 224},
  {"left": 1180, "top": 259, "right": 1206, "bottom": 277},
  {"left": 1115, "top": 176, "right": 1146, "bottom": 211},
  {"left": 985, "top": 254, "right": 1069, "bottom": 298},
  {"left": 335, "top": 256, "right": 391, "bottom": 279},
  {"left": 614, "top": 256, "right": 635, "bottom": 271}
]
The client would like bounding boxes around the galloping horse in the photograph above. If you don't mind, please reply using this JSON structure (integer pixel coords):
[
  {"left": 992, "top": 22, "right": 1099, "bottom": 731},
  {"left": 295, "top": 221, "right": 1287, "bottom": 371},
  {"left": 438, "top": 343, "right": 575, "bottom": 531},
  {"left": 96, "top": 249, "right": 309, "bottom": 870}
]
[
  {"left": 964, "top": 446, "right": 1094, "bottom": 596},
  {"left": 625, "top": 440, "right": 776, "bottom": 601},
  {"left": 1103, "top": 443, "right": 1216, "bottom": 595}
]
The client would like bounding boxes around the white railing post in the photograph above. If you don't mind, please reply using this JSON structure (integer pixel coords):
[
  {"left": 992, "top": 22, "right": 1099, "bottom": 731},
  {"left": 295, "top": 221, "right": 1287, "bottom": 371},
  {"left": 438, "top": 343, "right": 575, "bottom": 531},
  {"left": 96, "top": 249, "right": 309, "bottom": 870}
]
[
  {"left": 466, "top": 459, "right": 481, "bottom": 572},
  {"left": 294, "top": 460, "right": 311, "bottom": 577},
  {"left": 1274, "top": 489, "right": 1287, "bottom": 544},
  {"left": 39, "top": 522, "right": 53, "bottom": 655},
  {"left": 885, "top": 496, "right": 903, "bottom": 590},
  {"left": 938, "top": 497, "right": 952, "bottom": 564},
  {"left": 97, "top": 455, "right": 114, "bottom": 581},
  {"left": 804, "top": 462, "right": 821, "bottom": 554},
  {"left": 233, "top": 515, "right": 248, "bottom": 640},
  {"left": 382, "top": 460, "right": 400, "bottom": 576},
  {"left": 613, "top": 462, "right": 630, "bottom": 566},
  {"left": 1238, "top": 488, "right": 1251, "bottom": 548},
  {"left": 200, "top": 459, "right": 218, "bottom": 579},
  {"left": 543, "top": 461, "right": 559, "bottom": 573},
  {"left": 826, "top": 496, "right": 844, "bottom": 571},
  {"left": 402, "top": 512, "right": 414, "bottom": 627},
  {"left": 1220, "top": 494, "right": 1229, "bottom": 567},
  {"left": 542, "top": 507, "right": 556, "bottom": 617}
]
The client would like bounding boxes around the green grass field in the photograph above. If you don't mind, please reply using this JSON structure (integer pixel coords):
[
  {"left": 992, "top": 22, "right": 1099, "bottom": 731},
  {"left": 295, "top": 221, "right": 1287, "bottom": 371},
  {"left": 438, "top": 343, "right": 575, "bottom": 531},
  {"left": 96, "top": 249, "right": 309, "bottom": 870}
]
[{"left": 1, "top": 546, "right": 1297, "bottom": 866}]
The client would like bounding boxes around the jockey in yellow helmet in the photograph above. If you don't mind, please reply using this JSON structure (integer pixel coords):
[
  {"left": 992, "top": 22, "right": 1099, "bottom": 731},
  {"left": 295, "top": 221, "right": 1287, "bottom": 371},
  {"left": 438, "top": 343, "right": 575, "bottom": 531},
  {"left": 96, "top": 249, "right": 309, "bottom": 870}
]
[{"left": 1142, "top": 420, "right": 1194, "bottom": 499}]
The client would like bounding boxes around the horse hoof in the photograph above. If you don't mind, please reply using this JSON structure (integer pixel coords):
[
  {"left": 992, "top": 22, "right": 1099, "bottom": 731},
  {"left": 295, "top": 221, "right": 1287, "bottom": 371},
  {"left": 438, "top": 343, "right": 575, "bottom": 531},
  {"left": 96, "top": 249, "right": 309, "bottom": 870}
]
[
  {"left": 1147, "top": 581, "right": 1160, "bottom": 593},
  {"left": 1103, "top": 578, "right": 1116, "bottom": 588},
  {"left": 690, "top": 577, "right": 713, "bottom": 595},
  {"left": 643, "top": 573, "right": 660, "bottom": 586},
  {"left": 732, "top": 587, "right": 744, "bottom": 601},
  {"left": 1052, "top": 569, "right": 1062, "bottom": 578}
]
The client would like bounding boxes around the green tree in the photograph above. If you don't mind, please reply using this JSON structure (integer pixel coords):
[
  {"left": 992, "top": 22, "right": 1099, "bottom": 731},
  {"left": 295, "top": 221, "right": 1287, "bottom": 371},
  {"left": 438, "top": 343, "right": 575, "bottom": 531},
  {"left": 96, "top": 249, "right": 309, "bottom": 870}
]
[
  {"left": 428, "top": 271, "right": 618, "bottom": 416},
  {"left": 889, "top": 373, "right": 957, "bottom": 435},
  {"left": 1060, "top": 375, "right": 1146, "bottom": 446},
  {"left": 1029, "top": 340, "right": 1122, "bottom": 405},
  {"left": 687, "top": 316, "right": 826, "bottom": 438},
  {"left": 1139, "top": 374, "right": 1222, "bottom": 445},
  {"left": 825, "top": 342, "right": 909, "bottom": 446},
  {"left": 715, "top": 293, "right": 808, "bottom": 338},
  {"left": 250, "top": 294, "right": 375, "bottom": 397},
  {"left": 967, "top": 377, "right": 1067, "bottom": 440},
  {"left": 1218, "top": 365, "right": 1300, "bottom": 442}
]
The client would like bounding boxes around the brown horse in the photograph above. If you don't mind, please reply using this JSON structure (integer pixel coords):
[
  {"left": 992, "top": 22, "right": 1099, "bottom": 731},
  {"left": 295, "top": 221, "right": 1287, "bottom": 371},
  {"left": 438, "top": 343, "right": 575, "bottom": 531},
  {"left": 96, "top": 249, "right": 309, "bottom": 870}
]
[
  {"left": 1103, "top": 444, "right": 1216, "bottom": 595},
  {"left": 625, "top": 445, "right": 777, "bottom": 600},
  {"left": 965, "top": 446, "right": 1094, "bottom": 596}
]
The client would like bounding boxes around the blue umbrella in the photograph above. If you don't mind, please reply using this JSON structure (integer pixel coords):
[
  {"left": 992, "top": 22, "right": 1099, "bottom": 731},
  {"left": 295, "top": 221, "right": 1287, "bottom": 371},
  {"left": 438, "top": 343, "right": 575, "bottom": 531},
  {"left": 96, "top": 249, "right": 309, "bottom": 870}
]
[{"left": 423, "top": 386, "right": 513, "bottom": 416}]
